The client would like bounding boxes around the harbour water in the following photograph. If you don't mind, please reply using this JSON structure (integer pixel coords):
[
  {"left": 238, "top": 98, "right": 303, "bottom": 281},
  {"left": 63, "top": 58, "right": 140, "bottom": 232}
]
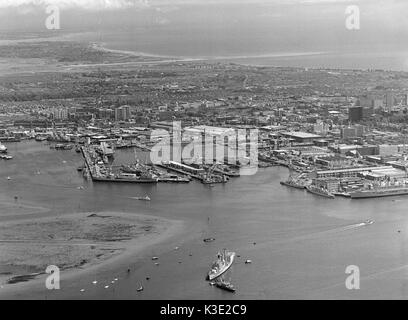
[{"left": 2, "top": 140, "right": 408, "bottom": 299}]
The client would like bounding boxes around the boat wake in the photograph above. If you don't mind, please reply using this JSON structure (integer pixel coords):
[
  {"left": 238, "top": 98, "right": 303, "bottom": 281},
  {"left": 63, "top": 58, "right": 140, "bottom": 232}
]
[
  {"left": 297, "top": 220, "right": 374, "bottom": 239},
  {"left": 237, "top": 220, "right": 375, "bottom": 250}
]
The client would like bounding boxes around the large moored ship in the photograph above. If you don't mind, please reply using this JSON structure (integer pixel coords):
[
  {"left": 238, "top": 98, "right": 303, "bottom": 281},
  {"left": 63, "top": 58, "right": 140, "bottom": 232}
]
[
  {"left": 207, "top": 249, "right": 235, "bottom": 281},
  {"left": 351, "top": 187, "right": 408, "bottom": 199},
  {"left": 306, "top": 185, "right": 335, "bottom": 199},
  {"left": 280, "top": 180, "right": 306, "bottom": 190}
]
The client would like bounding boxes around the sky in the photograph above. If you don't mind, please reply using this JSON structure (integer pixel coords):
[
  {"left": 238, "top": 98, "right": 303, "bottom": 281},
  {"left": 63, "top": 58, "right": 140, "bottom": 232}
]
[{"left": 0, "top": 0, "right": 407, "bottom": 63}]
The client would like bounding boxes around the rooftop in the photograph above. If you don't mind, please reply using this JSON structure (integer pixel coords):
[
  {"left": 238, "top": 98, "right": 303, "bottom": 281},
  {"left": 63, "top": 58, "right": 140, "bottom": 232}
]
[{"left": 281, "top": 131, "right": 321, "bottom": 139}]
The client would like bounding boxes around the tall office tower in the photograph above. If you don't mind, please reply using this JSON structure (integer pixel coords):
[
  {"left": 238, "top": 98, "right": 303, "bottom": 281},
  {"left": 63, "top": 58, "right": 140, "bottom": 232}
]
[
  {"left": 386, "top": 91, "right": 395, "bottom": 110},
  {"left": 403, "top": 93, "right": 408, "bottom": 106},
  {"left": 349, "top": 106, "right": 363, "bottom": 122}
]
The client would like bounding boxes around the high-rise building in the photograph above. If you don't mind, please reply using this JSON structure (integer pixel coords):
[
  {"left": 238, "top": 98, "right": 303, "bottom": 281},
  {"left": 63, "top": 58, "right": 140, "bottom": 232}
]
[
  {"left": 114, "top": 105, "right": 132, "bottom": 121},
  {"left": 52, "top": 107, "right": 68, "bottom": 120},
  {"left": 349, "top": 106, "right": 362, "bottom": 122},
  {"left": 403, "top": 94, "right": 408, "bottom": 106},
  {"left": 386, "top": 92, "right": 395, "bottom": 110}
]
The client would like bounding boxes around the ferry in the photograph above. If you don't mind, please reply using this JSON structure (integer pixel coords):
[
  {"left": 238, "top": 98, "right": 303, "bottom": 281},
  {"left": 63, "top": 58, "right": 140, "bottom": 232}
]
[
  {"left": 350, "top": 187, "right": 408, "bottom": 199},
  {"left": 306, "top": 185, "right": 335, "bottom": 199},
  {"left": 207, "top": 249, "right": 235, "bottom": 281}
]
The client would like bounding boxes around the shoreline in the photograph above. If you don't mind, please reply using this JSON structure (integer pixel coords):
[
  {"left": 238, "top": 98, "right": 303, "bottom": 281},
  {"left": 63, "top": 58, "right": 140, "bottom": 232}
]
[
  {"left": 93, "top": 41, "right": 328, "bottom": 64},
  {"left": 0, "top": 211, "right": 187, "bottom": 298}
]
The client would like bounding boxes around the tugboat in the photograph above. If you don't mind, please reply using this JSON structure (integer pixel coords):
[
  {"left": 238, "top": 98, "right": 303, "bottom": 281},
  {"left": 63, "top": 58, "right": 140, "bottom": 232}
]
[
  {"left": 207, "top": 249, "right": 235, "bottom": 281},
  {"left": 306, "top": 185, "right": 335, "bottom": 199},
  {"left": 214, "top": 279, "right": 236, "bottom": 293}
]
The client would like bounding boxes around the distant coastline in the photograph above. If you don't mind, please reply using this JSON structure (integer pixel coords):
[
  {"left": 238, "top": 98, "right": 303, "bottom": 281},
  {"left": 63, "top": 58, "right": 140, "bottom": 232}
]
[{"left": 96, "top": 41, "right": 328, "bottom": 64}]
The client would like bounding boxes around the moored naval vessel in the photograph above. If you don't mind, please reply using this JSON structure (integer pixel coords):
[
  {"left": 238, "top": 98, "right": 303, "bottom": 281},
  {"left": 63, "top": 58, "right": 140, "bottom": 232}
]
[
  {"left": 280, "top": 179, "right": 306, "bottom": 190},
  {"left": 350, "top": 186, "right": 408, "bottom": 199},
  {"left": 306, "top": 185, "right": 335, "bottom": 199}
]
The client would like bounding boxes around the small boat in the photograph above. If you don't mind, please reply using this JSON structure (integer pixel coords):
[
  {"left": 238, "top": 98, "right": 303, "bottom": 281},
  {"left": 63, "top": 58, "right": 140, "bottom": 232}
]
[
  {"left": 7, "top": 176, "right": 11, "bottom": 180},
  {"left": 133, "top": 196, "right": 151, "bottom": 201},
  {"left": 203, "top": 238, "right": 215, "bottom": 243},
  {"left": 0, "top": 143, "right": 7, "bottom": 153},
  {"left": 245, "top": 259, "right": 252, "bottom": 264},
  {"left": 137, "top": 285, "right": 144, "bottom": 292},
  {"left": 364, "top": 219, "right": 374, "bottom": 225},
  {"left": 215, "top": 280, "right": 236, "bottom": 293}
]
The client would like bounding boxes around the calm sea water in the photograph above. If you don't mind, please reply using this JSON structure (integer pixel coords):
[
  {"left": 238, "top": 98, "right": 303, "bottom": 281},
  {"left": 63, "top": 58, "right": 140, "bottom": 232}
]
[
  {"left": 2, "top": 140, "right": 408, "bottom": 299},
  {"left": 96, "top": 30, "right": 408, "bottom": 71}
]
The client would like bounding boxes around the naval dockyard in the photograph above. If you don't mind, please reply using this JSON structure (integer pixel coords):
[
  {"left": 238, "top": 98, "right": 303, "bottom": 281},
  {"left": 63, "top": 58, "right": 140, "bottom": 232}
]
[{"left": 2, "top": 61, "right": 408, "bottom": 200}]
